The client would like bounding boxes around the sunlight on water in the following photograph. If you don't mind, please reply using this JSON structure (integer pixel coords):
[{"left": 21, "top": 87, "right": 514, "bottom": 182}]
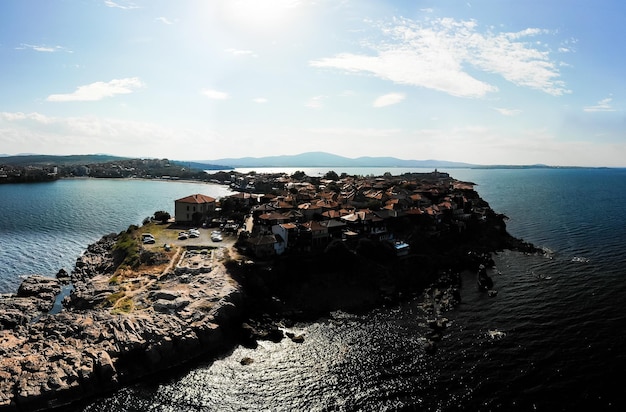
[{"left": 2, "top": 170, "right": 626, "bottom": 411}]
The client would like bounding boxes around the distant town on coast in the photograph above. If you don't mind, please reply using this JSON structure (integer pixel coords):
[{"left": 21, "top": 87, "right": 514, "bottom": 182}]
[{"left": 0, "top": 152, "right": 592, "bottom": 184}]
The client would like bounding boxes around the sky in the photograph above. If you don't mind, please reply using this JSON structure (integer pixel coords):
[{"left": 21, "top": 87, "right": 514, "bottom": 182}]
[{"left": 1, "top": 0, "right": 625, "bottom": 167}]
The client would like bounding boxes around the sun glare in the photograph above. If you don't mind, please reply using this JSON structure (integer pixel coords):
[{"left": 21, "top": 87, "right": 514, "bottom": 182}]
[{"left": 221, "top": 0, "right": 300, "bottom": 32}]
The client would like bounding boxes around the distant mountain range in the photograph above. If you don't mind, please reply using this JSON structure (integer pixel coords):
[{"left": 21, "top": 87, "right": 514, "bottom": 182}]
[
  {"left": 198, "top": 152, "right": 475, "bottom": 168},
  {"left": 1, "top": 152, "right": 565, "bottom": 170},
  {"left": 0, "top": 154, "right": 230, "bottom": 170}
]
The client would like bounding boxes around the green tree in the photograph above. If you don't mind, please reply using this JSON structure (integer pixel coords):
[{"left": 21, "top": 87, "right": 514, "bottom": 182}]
[
  {"left": 324, "top": 170, "right": 339, "bottom": 181},
  {"left": 153, "top": 210, "right": 171, "bottom": 223}
]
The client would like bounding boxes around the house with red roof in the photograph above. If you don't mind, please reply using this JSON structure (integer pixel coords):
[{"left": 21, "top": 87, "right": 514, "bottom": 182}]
[{"left": 174, "top": 193, "right": 216, "bottom": 224}]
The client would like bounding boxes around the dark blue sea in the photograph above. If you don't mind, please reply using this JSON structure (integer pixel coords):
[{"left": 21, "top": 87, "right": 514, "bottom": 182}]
[{"left": 1, "top": 169, "right": 625, "bottom": 411}]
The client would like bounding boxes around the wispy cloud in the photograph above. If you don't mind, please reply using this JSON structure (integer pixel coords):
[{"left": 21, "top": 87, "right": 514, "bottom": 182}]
[
  {"left": 494, "top": 107, "right": 522, "bottom": 116},
  {"left": 306, "top": 95, "right": 326, "bottom": 109},
  {"left": 104, "top": 0, "right": 139, "bottom": 10},
  {"left": 584, "top": 97, "right": 616, "bottom": 112},
  {"left": 310, "top": 17, "right": 569, "bottom": 98},
  {"left": 46, "top": 78, "right": 144, "bottom": 102},
  {"left": 201, "top": 89, "right": 230, "bottom": 100},
  {"left": 0, "top": 111, "right": 222, "bottom": 157},
  {"left": 155, "top": 17, "right": 176, "bottom": 25},
  {"left": 16, "top": 43, "right": 72, "bottom": 53},
  {"left": 253, "top": 98, "right": 268, "bottom": 104},
  {"left": 225, "top": 48, "right": 258, "bottom": 57},
  {"left": 373, "top": 93, "right": 405, "bottom": 108}
]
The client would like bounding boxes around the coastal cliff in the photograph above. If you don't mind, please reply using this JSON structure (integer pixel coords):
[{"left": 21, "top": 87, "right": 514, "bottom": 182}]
[{"left": 0, "top": 235, "right": 244, "bottom": 411}]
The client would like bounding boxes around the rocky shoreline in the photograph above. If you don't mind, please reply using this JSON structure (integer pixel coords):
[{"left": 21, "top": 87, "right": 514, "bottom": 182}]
[
  {"left": 0, "top": 235, "right": 245, "bottom": 411},
  {"left": 0, "top": 208, "right": 539, "bottom": 411}
]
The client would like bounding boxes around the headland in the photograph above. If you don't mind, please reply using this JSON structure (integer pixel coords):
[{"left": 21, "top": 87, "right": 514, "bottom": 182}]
[{"left": 0, "top": 170, "right": 538, "bottom": 411}]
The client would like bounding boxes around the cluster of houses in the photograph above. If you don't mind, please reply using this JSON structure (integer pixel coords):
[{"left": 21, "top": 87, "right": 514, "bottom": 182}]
[{"left": 174, "top": 170, "right": 486, "bottom": 259}]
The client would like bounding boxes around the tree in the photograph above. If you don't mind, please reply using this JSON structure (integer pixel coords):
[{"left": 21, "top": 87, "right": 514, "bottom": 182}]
[
  {"left": 324, "top": 170, "right": 339, "bottom": 181},
  {"left": 153, "top": 210, "right": 171, "bottom": 224},
  {"left": 291, "top": 170, "right": 306, "bottom": 180}
]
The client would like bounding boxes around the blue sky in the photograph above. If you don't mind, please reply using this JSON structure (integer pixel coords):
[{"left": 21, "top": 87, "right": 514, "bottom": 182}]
[{"left": 1, "top": 0, "right": 624, "bottom": 166}]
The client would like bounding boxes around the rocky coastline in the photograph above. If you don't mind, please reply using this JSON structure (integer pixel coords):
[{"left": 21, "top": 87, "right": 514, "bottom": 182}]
[
  {"left": 0, "top": 189, "right": 539, "bottom": 411},
  {"left": 0, "top": 235, "right": 245, "bottom": 411}
]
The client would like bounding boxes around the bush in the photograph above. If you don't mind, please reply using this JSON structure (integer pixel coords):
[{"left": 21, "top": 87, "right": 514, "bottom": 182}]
[{"left": 154, "top": 210, "right": 171, "bottom": 223}]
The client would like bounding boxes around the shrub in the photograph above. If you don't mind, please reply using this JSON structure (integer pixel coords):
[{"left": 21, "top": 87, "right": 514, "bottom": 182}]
[{"left": 154, "top": 210, "right": 171, "bottom": 223}]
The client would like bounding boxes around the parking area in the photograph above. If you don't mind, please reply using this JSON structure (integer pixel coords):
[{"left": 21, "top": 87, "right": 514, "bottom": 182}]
[{"left": 142, "top": 225, "right": 238, "bottom": 249}]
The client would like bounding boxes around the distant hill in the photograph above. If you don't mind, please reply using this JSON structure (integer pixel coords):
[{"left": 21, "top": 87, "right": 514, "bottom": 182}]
[
  {"left": 174, "top": 161, "right": 233, "bottom": 171},
  {"left": 197, "top": 152, "right": 475, "bottom": 168},
  {"left": 0, "top": 154, "right": 130, "bottom": 166}
]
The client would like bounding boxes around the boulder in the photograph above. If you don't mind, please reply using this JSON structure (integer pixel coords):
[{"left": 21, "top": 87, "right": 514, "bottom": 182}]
[
  {"left": 16, "top": 275, "right": 61, "bottom": 312},
  {"left": 56, "top": 268, "right": 71, "bottom": 283},
  {"left": 0, "top": 297, "right": 39, "bottom": 328}
]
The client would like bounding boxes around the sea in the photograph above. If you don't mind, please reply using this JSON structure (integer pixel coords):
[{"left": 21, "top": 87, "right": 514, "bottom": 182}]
[{"left": 1, "top": 168, "right": 625, "bottom": 411}]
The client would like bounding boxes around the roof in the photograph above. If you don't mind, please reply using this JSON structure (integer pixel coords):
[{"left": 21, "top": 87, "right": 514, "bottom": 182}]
[
  {"left": 175, "top": 194, "right": 216, "bottom": 204},
  {"left": 247, "top": 234, "right": 277, "bottom": 246},
  {"left": 320, "top": 219, "right": 346, "bottom": 229}
]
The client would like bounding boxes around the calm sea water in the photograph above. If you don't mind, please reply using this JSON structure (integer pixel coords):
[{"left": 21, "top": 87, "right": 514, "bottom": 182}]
[
  {"left": 0, "top": 178, "right": 233, "bottom": 293},
  {"left": 2, "top": 169, "right": 626, "bottom": 411}
]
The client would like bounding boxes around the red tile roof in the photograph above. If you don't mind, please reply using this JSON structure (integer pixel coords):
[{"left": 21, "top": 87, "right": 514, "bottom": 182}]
[{"left": 175, "top": 194, "right": 216, "bottom": 204}]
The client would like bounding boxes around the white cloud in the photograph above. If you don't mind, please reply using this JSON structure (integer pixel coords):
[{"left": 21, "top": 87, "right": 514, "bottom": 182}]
[
  {"left": 306, "top": 95, "right": 326, "bottom": 109},
  {"left": 373, "top": 93, "right": 405, "bottom": 107},
  {"left": 16, "top": 43, "right": 71, "bottom": 53},
  {"left": 104, "top": 0, "right": 139, "bottom": 10},
  {"left": 46, "top": 78, "right": 144, "bottom": 102},
  {"left": 310, "top": 17, "right": 569, "bottom": 98},
  {"left": 253, "top": 98, "right": 268, "bottom": 103},
  {"left": 0, "top": 111, "right": 223, "bottom": 158},
  {"left": 201, "top": 89, "right": 230, "bottom": 100},
  {"left": 155, "top": 17, "right": 175, "bottom": 25},
  {"left": 583, "top": 97, "right": 616, "bottom": 112},
  {"left": 494, "top": 107, "right": 522, "bottom": 116}
]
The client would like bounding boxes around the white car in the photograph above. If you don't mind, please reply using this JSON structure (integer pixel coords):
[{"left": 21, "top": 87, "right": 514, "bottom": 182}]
[
  {"left": 142, "top": 236, "right": 156, "bottom": 244},
  {"left": 211, "top": 231, "right": 223, "bottom": 242},
  {"left": 188, "top": 229, "right": 200, "bottom": 238},
  {"left": 178, "top": 231, "right": 189, "bottom": 240}
]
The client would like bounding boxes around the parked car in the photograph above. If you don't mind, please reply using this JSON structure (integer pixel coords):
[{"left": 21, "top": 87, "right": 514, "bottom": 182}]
[
  {"left": 211, "top": 231, "right": 223, "bottom": 242},
  {"left": 142, "top": 236, "right": 156, "bottom": 244},
  {"left": 188, "top": 228, "right": 200, "bottom": 238},
  {"left": 178, "top": 231, "right": 189, "bottom": 240}
]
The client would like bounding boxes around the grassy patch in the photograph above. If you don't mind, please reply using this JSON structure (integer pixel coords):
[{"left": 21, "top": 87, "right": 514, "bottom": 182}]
[
  {"left": 139, "top": 221, "right": 179, "bottom": 244},
  {"left": 113, "top": 229, "right": 141, "bottom": 269},
  {"left": 104, "top": 291, "right": 126, "bottom": 307},
  {"left": 112, "top": 296, "right": 134, "bottom": 314}
]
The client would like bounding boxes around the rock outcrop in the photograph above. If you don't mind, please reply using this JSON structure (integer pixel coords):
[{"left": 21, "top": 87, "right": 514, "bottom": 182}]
[{"left": 0, "top": 235, "right": 244, "bottom": 411}]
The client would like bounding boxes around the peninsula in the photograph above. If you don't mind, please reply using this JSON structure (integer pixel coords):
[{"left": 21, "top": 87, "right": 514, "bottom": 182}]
[{"left": 0, "top": 170, "right": 537, "bottom": 411}]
